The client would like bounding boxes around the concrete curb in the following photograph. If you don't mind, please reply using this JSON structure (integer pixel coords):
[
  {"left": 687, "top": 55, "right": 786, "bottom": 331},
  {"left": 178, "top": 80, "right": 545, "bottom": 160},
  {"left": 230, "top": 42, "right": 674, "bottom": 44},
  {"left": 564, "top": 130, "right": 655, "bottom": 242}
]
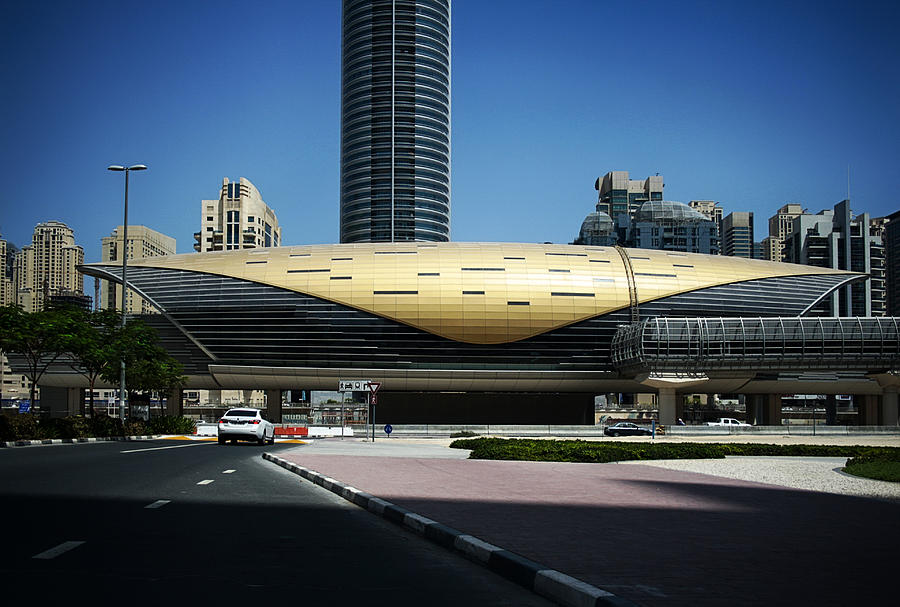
[
  {"left": 263, "top": 452, "right": 636, "bottom": 607},
  {"left": 0, "top": 435, "right": 160, "bottom": 448}
]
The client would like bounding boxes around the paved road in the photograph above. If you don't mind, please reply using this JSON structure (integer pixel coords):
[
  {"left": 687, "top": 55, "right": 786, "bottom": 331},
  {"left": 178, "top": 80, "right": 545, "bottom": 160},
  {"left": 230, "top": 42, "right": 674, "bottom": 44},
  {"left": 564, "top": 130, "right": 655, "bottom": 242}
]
[
  {"left": 276, "top": 437, "right": 900, "bottom": 607},
  {"left": 0, "top": 438, "right": 552, "bottom": 605}
]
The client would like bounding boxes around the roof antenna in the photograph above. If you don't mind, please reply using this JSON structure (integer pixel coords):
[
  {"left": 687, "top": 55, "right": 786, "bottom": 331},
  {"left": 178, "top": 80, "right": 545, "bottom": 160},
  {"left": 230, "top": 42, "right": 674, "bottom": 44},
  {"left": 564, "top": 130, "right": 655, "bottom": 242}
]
[{"left": 847, "top": 164, "right": 851, "bottom": 202}]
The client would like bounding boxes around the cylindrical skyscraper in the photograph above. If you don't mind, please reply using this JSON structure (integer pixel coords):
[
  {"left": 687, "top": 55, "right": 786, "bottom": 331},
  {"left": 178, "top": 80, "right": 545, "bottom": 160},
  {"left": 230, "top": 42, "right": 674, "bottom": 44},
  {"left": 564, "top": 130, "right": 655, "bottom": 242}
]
[{"left": 340, "top": 0, "right": 451, "bottom": 243}]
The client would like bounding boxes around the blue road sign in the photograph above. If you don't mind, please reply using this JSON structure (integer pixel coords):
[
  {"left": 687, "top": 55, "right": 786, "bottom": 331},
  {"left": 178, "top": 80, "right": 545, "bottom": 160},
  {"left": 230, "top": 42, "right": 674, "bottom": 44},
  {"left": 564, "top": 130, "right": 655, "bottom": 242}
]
[
  {"left": 384, "top": 424, "right": 393, "bottom": 435},
  {"left": 19, "top": 400, "right": 30, "bottom": 413}
]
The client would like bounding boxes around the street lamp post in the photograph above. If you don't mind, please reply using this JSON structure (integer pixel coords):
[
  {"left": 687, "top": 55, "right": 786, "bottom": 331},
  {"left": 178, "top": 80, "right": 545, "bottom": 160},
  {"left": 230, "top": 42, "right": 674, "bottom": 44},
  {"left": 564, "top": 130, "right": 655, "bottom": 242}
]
[{"left": 107, "top": 164, "right": 147, "bottom": 422}]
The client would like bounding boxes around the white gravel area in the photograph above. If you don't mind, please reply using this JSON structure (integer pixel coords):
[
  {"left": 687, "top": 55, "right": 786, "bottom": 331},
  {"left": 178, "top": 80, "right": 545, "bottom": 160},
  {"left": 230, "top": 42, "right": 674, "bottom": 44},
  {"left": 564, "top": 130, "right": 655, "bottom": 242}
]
[{"left": 624, "top": 456, "right": 900, "bottom": 503}]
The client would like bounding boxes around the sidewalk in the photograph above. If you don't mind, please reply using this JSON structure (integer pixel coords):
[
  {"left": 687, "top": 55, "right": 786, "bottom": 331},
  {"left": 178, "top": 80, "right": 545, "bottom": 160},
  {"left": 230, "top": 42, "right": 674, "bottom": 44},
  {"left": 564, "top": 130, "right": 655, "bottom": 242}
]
[{"left": 270, "top": 438, "right": 898, "bottom": 607}]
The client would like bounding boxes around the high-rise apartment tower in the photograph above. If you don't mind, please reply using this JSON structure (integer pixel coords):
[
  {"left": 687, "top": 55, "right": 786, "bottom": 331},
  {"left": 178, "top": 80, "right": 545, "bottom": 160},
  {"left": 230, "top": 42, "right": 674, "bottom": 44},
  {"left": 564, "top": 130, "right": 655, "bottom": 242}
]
[
  {"left": 194, "top": 178, "right": 281, "bottom": 253},
  {"left": 594, "top": 171, "right": 663, "bottom": 218},
  {"left": 101, "top": 225, "right": 176, "bottom": 313},
  {"left": 14, "top": 221, "right": 84, "bottom": 312},
  {"left": 722, "top": 212, "right": 755, "bottom": 258},
  {"left": 340, "top": 0, "right": 451, "bottom": 243}
]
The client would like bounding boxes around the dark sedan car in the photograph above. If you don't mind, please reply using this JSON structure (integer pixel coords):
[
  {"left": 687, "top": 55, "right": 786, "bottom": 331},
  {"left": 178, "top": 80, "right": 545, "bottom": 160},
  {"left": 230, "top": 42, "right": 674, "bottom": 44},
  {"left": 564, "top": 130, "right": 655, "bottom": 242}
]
[{"left": 604, "top": 422, "right": 652, "bottom": 437}]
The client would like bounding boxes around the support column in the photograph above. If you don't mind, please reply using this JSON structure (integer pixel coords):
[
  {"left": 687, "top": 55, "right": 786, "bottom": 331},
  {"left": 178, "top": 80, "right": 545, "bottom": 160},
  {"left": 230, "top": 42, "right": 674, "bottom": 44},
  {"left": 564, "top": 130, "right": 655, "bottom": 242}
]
[
  {"left": 764, "top": 394, "right": 782, "bottom": 426},
  {"left": 858, "top": 394, "right": 879, "bottom": 426},
  {"left": 637, "top": 372, "right": 712, "bottom": 427},
  {"left": 166, "top": 387, "right": 184, "bottom": 417},
  {"left": 884, "top": 387, "right": 899, "bottom": 427},
  {"left": 658, "top": 388, "right": 677, "bottom": 426},
  {"left": 824, "top": 394, "right": 838, "bottom": 425},
  {"left": 265, "top": 389, "right": 283, "bottom": 423},
  {"left": 746, "top": 394, "right": 764, "bottom": 426}
]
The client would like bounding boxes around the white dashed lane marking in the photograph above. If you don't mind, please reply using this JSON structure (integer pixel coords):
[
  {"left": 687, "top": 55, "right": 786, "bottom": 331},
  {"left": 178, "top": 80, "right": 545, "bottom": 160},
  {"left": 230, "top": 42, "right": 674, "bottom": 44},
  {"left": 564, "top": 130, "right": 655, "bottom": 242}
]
[
  {"left": 223, "top": 469, "right": 236, "bottom": 474},
  {"left": 32, "top": 541, "right": 86, "bottom": 560},
  {"left": 197, "top": 480, "right": 214, "bottom": 485},
  {"left": 144, "top": 500, "right": 171, "bottom": 509}
]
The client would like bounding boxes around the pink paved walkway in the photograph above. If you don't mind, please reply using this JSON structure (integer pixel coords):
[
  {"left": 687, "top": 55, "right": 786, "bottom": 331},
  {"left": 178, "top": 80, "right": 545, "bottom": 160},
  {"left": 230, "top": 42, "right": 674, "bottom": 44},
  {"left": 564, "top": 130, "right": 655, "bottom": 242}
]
[{"left": 277, "top": 451, "right": 898, "bottom": 606}]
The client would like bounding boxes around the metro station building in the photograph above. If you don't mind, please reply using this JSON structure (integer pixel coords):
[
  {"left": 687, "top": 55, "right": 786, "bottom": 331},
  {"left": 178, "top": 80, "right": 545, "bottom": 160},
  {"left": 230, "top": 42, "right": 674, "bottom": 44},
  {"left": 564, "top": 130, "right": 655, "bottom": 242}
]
[{"left": 66, "top": 242, "right": 900, "bottom": 425}]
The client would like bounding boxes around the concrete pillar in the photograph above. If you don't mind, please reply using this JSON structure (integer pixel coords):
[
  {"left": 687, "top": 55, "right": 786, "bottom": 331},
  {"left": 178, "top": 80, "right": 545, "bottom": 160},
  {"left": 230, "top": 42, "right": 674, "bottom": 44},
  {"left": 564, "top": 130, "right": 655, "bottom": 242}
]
[
  {"left": 824, "top": 395, "right": 838, "bottom": 425},
  {"left": 858, "top": 394, "right": 879, "bottom": 426},
  {"left": 658, "top": 388, "right": 677, "bottom": 426},
  {"left": 884, "top": 387, "right": 899, "bottom": 426},
  {"left": 207, "top": 389, "right": 221, "bottom": 406},
  {"left": 265, "top": 389, "right": 283, "bottom": 423},
  {"left": 765, "top": 394, "right": 782, "bottom": 426},
  {"left": 166, "top": 387, "right": 184, "bottom": 417},
  {"left": 746, "top": 394, "right": 763, "bottom": 426}
]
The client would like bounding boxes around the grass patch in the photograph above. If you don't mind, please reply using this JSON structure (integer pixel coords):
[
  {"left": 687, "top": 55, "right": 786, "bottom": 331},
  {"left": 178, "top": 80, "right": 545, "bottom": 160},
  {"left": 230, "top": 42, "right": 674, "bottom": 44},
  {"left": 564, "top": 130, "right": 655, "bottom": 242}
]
[
  {"left": 449, "top": 437, "right": 900, "bottom": 466},
  {"left": 844, "top": 451, "right": 900, "bottom": 482}
]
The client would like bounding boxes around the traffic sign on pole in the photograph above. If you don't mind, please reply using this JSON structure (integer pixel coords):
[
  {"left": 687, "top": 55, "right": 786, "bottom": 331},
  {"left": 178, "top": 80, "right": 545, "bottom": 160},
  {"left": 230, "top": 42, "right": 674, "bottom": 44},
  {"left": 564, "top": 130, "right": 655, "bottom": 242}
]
[
  {"left": 339, "top": 379, "right": 371, "bottom": 392},
  {"left": 365, "top": 381, "right": 381, "bottom": 394}
]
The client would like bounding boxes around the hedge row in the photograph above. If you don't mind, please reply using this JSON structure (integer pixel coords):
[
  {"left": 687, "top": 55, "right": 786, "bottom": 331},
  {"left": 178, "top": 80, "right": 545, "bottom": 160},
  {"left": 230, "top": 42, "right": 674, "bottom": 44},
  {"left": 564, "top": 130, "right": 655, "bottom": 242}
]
[
  {"left": 0, "top": 414, "right": 196, "bottom": 441},
  {"left": 448, "top": 437, "right": 900, "bottom": 463}
]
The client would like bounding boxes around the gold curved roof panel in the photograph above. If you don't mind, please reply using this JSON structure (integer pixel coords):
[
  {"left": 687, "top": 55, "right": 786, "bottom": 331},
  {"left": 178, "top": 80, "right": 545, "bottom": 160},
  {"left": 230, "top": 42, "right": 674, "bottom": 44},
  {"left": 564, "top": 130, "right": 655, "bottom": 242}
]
[{"left": 91, "top": 242, "right": 859, "bottom": 345}]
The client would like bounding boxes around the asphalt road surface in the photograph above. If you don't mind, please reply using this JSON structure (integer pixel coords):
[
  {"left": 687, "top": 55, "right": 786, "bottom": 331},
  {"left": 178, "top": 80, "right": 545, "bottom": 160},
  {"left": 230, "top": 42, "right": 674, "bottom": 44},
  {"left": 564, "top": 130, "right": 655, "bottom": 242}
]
[{"left": 0, "top": 439, "right": 552, "bottom": 605}]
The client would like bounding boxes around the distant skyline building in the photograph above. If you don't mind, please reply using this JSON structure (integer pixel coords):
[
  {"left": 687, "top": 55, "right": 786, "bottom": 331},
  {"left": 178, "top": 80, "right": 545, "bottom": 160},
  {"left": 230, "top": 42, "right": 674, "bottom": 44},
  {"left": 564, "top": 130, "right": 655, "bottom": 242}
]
[
  {"left": 14, "top": 221, "right": 84, "bottom": 312},
  {"left": 884, "top": 210, "right": 900, "bottom": 316},
  {"left": 0, "top": 234, "right": 26, "bottom": 405},
  {"left": 572, "top": 211, "right": 617, "bottom": 246},
  {"left": 194, "top": 177, "right": 281, "bottom": 253},
  {"left": 722, "top": 211, "right": 755, "bottom": 258},
  {"left": 101, "top": 225, "right": 176, "bottom": 313},
  {"left": 761, "top": 235, "right": 781, "bottom": 262},
  {"left": 594, "top": 171, "right": 664, "bottom": 218},
  {"left": 618, "top": 200, "right": 719, "bottom": 254},
  {"left": 688, "top": 200, "right": 723, "bottom": 224},
  {"left": 784, "top": 200, "right": 885, "bottom": 316},
  {"left": 766, "top": 203, "right": 804, "bottom": 262},
  {"left": 689, "top": 200, "right": 723, "bottom": 253},
  {"left": 0, "top": 234, "right": 16, "bottom": 307},
  {"left": 340, "top": 0, "right": 452, "bottom": 243}
]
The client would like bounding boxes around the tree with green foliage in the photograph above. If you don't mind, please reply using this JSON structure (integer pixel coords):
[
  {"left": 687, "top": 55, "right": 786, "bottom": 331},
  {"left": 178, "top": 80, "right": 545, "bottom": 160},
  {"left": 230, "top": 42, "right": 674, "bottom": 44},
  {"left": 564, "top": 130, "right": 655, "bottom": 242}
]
[
  {"left": 63, "top": 308, "right": 122, "bottom": 417},
  {"left": 99, "top": 318, "right": 186, "bottom": 418},
  {"left": 0, "top": 304, "right": 80, "bottom": 414}
]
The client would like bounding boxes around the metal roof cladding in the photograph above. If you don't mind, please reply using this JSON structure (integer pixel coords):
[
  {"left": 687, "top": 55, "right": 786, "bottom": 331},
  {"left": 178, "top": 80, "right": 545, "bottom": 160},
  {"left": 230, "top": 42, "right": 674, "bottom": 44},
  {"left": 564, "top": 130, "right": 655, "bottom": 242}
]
[{"left": 84, "top": 242, "right": 860, "bottom": 345}]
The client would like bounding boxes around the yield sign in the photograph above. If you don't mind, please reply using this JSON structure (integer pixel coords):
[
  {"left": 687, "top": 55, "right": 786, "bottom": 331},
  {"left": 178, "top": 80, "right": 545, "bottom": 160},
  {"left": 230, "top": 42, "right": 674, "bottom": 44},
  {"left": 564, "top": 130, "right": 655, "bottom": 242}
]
[{"left": 365, "top": 381, "right": 382, "bottom": 394}]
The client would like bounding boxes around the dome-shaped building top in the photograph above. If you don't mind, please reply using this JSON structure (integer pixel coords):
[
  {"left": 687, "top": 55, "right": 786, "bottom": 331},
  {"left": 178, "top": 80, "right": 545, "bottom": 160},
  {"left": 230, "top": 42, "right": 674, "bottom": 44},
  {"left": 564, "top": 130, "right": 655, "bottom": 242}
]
[{"left": 633, "top": 200, "right": 709, "bottom": 223}]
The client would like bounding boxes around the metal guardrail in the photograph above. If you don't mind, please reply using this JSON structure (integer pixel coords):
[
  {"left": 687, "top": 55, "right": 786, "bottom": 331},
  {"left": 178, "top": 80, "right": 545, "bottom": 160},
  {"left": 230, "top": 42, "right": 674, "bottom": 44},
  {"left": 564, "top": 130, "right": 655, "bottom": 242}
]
[{"left": 611, "top": 316, "right": 900, "bottom": 374}]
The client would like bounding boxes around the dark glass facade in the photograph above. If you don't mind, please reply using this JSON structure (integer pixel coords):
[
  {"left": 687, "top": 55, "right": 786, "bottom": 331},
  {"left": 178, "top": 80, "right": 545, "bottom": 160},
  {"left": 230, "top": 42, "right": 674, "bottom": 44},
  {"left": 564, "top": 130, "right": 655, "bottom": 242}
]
[{"left": 340, "top": 0, "right": 451, "bottom": 243}]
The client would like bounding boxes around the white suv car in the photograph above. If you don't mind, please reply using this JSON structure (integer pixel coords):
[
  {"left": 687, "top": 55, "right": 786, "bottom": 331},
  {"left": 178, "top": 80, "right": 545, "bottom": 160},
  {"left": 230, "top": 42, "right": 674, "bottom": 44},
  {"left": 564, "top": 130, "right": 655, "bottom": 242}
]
[{"left": 217, "top": 408, "right": 275, "bottom": 445}]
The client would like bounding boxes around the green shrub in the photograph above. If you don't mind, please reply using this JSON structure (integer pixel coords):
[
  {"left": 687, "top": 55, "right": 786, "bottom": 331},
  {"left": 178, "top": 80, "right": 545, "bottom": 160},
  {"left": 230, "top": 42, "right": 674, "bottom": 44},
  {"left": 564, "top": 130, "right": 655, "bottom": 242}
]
[
  {"left": 90, "top": 414, "right": 124, "bottom": 437},
  {"left": 124, "top": 418, "right": 147, "bottom": 436},
  {"left": 0, "top": 415, "right": 14, "bottom": 441},
  {"left": 449, "top": 438, "right": 900, "bottom": 464},
  {"left": 145, "top": 415, "right": 196, "bottom": 435},
  {"left": 4, "top": 414, "right": 41, "bottom": 440},
  {"left": 449, "top": 430, "right": 478, "bottom": 438},
  {"left": 48, "top": 416, "right": 92, "bottom": 439}
]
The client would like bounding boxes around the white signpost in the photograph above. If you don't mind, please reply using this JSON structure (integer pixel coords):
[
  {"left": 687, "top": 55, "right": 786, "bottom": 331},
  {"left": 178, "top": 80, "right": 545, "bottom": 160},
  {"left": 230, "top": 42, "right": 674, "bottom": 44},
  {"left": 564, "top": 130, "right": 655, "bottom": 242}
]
[
  {"left": 338, "top": 380, "right": 383, "bottom": 441},
  {"left": 366, "top": 382, "right": 381, "bottom": 441}
]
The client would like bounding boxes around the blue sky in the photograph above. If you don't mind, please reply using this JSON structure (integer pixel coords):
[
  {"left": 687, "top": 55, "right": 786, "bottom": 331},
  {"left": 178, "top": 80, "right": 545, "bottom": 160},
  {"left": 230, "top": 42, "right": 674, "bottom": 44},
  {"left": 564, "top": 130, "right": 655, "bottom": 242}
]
[{"left": 2, "top": 0, "right": 898, "bottom": 271}]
